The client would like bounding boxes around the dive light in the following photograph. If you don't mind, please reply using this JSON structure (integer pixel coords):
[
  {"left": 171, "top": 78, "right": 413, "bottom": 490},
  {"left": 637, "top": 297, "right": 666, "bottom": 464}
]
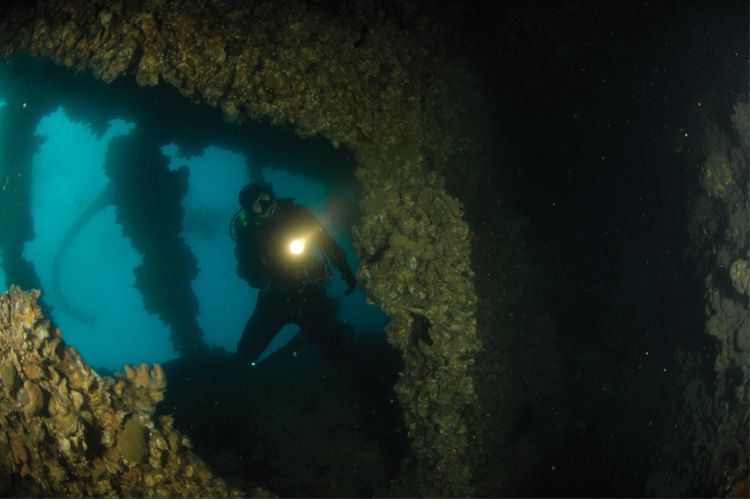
[{"left": 289, "top": 238, "right": 306, "bottom": 255}]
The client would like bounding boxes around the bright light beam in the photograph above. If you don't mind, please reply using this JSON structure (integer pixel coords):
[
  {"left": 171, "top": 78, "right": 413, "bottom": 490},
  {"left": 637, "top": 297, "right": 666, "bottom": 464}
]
[{"left": 289, "top": 238, "right": 305, "bottom": 255}]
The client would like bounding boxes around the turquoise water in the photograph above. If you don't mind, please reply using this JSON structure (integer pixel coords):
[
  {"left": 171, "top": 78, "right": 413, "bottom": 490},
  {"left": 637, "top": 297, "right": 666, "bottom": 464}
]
[{"left": 7, "top": 102, "right": 386, "bottom": 371}]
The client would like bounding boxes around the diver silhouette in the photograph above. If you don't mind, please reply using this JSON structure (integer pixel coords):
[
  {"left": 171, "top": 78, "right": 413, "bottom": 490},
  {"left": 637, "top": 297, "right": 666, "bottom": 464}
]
[{"left": 230, "top": 183, "right": 357, "bottom": 367}]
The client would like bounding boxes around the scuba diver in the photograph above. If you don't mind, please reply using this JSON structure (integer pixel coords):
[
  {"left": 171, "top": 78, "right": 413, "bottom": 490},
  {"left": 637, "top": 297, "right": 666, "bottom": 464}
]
[{"left": 230, "top": 183, "right": 357, "bottom": 368}]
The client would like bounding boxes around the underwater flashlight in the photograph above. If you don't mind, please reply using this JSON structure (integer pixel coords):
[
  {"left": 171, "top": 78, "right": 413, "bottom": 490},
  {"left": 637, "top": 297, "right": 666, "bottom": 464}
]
[{"left": 289, "top": 238, "right": 306, "bottom": 255}]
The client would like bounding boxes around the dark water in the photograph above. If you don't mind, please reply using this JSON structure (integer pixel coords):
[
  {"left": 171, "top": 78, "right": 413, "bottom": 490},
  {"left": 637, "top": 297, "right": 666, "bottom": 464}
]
[
  {"left": 484, "top": 2, "right": 748, "bottom": 496},
  {"left": 0, "top": 0, "right": 747, "bottom": 497}
]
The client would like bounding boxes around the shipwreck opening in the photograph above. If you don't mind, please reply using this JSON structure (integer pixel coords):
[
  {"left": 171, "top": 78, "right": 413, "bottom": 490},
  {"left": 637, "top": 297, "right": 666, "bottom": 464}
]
[
  {"left": 0, "top": 54, "right": 404, "bottom": 496},
  {"left": 1, "top": 54, "right": 389, "bottom": 365}
]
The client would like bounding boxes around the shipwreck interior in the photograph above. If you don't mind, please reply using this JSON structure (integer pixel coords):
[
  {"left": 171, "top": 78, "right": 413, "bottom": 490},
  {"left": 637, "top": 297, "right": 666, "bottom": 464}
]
[{"left": 0, "top": 1, "right": 747, "bottom": 498}]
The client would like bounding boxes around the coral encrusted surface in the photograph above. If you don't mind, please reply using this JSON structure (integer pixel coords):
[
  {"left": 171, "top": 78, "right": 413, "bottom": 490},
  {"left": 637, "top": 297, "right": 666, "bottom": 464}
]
[{"left": 0, "top": 286, "right": 270, "bottom": 497}]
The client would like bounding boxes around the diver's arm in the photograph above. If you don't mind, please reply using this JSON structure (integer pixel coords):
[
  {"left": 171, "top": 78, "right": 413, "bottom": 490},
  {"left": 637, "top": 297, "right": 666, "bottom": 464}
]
[{"left": 301, "top": 208, "right": 356, "bottom": 292}]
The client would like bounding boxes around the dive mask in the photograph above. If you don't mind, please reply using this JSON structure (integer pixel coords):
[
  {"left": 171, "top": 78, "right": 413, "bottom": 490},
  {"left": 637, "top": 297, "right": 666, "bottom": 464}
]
[{"left": 252, "top": 193, "right": 278, "bottom": 218}]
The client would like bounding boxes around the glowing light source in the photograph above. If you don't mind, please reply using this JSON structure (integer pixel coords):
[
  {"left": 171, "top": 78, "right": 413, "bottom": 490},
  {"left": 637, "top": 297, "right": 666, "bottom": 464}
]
[{"left": 289, "top": 238, "right": 305, "bottom": 255}]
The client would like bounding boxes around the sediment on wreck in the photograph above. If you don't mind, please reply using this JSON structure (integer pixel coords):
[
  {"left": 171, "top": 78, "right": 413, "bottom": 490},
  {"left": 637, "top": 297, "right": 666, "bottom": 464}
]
[
  {"left": 0, "top": 286, "right": 268, "bottom": 497},
  {"left": 647, "top": 100, "right": 749, "bottom": 497},
  {"left": 0, "top": 0, "right": 547, "bottom": 496}
]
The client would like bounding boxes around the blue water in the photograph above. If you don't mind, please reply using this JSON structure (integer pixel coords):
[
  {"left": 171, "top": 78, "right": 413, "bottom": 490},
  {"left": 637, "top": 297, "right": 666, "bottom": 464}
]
[{"left": 11, "top": 105, "right": 386, "bottom": 370}]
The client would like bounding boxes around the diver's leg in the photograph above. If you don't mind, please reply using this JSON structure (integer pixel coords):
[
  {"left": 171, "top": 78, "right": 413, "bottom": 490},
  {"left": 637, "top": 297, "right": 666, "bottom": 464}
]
[
  {"left": 236, "top": 291, "right": 287, "bottom": 364},
  {"left": 297, "top": 288, "right": 351, "bottom": 368}
]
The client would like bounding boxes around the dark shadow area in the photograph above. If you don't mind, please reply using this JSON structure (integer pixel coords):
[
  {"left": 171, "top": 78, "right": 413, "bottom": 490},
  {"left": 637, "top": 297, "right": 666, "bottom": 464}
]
[
  {"left": 470, "top": 1, "right": 748, "bottom": 496},
  {"left": 157, "top": 330, "right": 406, "bottom": 498}
]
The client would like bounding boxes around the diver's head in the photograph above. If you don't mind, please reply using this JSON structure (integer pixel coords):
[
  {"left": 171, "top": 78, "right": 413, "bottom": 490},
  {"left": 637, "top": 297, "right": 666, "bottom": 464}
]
[{"left": 239, "top": 183, "right": 278, "bottom": 218}]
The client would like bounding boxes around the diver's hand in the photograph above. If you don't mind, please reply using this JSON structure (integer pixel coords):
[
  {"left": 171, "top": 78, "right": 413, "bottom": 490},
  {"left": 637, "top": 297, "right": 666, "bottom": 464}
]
[{"left": 344, "top": 273, "right": 357, "bottom": 296}]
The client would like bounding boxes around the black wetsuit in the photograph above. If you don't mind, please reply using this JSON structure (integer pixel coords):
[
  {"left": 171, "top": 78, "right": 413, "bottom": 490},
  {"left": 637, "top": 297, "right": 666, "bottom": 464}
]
[{"left": 234, "top": 200, "right": 354, "bottom": 365}]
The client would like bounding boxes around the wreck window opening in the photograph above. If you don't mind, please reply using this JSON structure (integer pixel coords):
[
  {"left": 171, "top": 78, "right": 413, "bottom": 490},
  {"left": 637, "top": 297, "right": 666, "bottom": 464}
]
[
  {"left": 0, "top": 55, "right": 390, "bottom": 371},
  {"left": 0, "top": 54, "right": 405, "bottom": 497}
]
